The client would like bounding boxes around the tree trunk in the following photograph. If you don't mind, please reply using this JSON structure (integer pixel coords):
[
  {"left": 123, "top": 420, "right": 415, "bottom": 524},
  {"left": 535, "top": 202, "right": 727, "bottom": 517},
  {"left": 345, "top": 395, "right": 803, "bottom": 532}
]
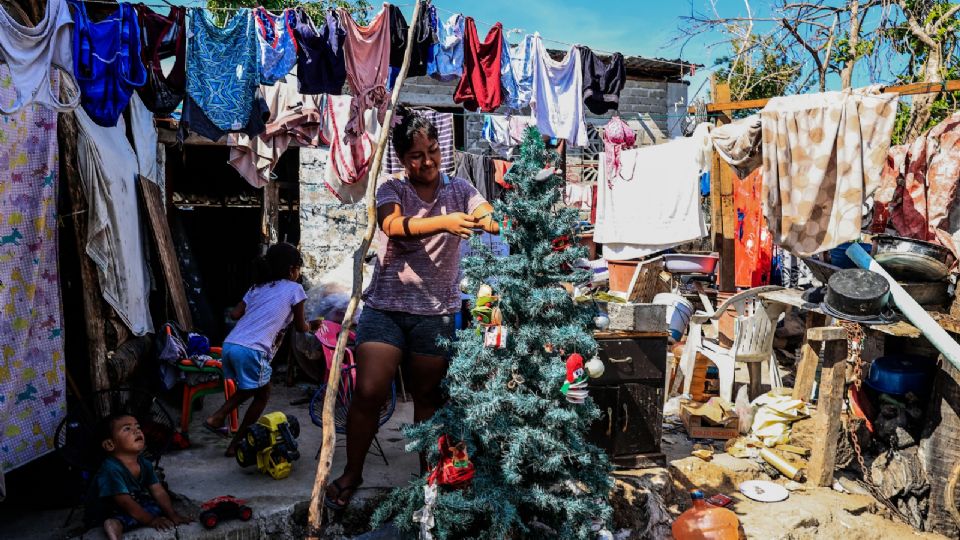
[
  {"left": 840, "top": 0, "right": 860, "bottom": 89},
  {"left": 905, "top": 52, "right": 943, "bottom": 141}
]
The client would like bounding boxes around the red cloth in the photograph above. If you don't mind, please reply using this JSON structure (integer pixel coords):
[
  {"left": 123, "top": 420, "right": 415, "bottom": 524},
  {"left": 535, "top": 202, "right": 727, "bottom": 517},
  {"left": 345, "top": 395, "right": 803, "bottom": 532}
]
[
  {"left": 734, "top": 168, "right": 772, "bottom": 288},
  {"left": 454, "top": 18, "right": 503, "bottom": 112}
]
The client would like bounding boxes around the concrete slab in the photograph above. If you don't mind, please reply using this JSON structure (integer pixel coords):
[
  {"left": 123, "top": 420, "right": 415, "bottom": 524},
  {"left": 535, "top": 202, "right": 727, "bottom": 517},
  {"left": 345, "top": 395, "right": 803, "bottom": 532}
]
[{"left": 2, "top": 384, "right": 418, "bottom": 539}]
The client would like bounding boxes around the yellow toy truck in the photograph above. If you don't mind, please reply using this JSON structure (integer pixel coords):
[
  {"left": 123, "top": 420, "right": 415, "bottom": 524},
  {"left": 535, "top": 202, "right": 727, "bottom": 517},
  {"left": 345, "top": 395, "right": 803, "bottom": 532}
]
[{"left": 235, "top": 412, "right": 300, "bottom": 479}]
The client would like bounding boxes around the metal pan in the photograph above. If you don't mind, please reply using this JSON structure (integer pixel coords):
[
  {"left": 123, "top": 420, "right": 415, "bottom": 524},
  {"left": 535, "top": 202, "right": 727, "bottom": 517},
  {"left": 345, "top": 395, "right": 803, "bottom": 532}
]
[{"left": 872, "top": 235, "right": 956, "bottom": 282}]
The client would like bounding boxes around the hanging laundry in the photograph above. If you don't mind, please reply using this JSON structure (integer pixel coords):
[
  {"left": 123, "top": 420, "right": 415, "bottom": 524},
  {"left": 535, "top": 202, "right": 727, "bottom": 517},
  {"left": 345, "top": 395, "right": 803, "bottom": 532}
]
[
  {"left": 491, "top": 158, "right": 512, "bottom": 189},
  {"left": 178, "top": 92, "right": 270, "bottom": 143},
  {"left": 509, "top": 33, "right": 536, "bottom": 110},
  {"left": 735, "top": 168, "right": 773, "bottom": 288},
  {"left": 760, "top": 86, "right": 898, "bottom": 256},
  {"left": 564, "top": 181, "right": 594, "bottom": 213},
  {"left": 186, "top": 8, "right": 260, "bottom": 132},
  {"left": 339, "top": 6, "right": 390, "bottom": 141},
  {"left": 76, "top": 107, "right": 154, "bottom": 336},
  {"left": 388, "top": 2, "right": 431, "bottom": 88},
  {"left": 871, "top": 112, "right": 960, "bottom": 254},
  {"left": 602, "top": 116, "right": 636, "bottom": 187},
  {"left": 455, "top": 151, "right": 499, "bottom": 201},
  {"left": 499, "top": 36, "right": 520, "bottom": 111},
  {"left": 578, "top": 47, "right": 625, "bottom": 115},
  {"left": 0, "top": 68, "right": 66, "bottom": 472},
  {"left": 293, "top": 8, "right": 346, "bottom": 95},
  {"left": 229, "top": 79, "right": 325, "bottom": 188},
  {"left": 321, "top": 94, "right": 382, "bottom": 203},
  {"left": 454, "top": 17, "right": 505, "bottom": 112},
  {"left": 134, "top": 4, "right": 185, "bottom": 115},
  {"left": 70, "top": 0, "right": 146, "bottom": 127},
  {"left": 129, "top": 93, "right": 163, "bottom": 189},
  {"left": 427, "top": 8, "right": 464, "bottom": 82},
  {"left": 253, "top": 7, "right": 298, "bottom": 85},
  {"left": 711, "top": 114, "right": 762, "bottom": 179},
  {"left": 481, "top": 114, "right": 535, "bottom": 156},
  {"left": 530, "top": 35, "right": 588, "bottom": 146},
  {"left": 384, "top": 108, "right": 455, "bottom": 175},
  {"left": 594, "top": 123, "right": 710, "bottom": 250},
  {"left": 0, "top": 0, "right": 79, "bottom": 114}
]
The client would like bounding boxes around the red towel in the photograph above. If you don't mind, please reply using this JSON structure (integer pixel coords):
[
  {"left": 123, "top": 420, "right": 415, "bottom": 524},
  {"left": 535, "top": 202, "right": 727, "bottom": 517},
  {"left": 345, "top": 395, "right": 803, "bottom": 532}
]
[{"left": 454, "top": 18, "right": 504, "bottom": 112}]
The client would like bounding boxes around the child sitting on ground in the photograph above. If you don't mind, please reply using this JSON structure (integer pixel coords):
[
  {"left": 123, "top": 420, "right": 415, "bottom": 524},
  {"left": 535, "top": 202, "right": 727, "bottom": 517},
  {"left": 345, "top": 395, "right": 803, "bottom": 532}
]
[
  {"left": 87, "top": 414, "right": 192, "bottom": 539},
  {"left": 203, "top": 242, "right": 310, "bottom": 457}
]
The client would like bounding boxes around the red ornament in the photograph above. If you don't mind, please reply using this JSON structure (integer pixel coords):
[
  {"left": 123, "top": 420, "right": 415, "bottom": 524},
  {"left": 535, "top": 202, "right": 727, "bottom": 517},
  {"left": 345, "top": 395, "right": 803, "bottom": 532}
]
[{"left": 427, "top": 435, "right": 475, "bottom": 489}]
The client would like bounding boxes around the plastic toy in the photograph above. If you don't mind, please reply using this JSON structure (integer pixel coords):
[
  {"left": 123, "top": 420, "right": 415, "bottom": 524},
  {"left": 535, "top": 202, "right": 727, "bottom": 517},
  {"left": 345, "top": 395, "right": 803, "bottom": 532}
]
[
  {"left": 198, "top": 496, "right": 253, "bottom": 529},
  {"left": 235, "top": 411, "right": 300, "bottom": 480}
]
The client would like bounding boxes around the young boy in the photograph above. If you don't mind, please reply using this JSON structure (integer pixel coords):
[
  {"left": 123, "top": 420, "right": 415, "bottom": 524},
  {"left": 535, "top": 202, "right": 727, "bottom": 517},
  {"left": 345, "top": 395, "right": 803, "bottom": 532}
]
[{"left": 88, "top": 414, "right": 191, "bottom": 539}]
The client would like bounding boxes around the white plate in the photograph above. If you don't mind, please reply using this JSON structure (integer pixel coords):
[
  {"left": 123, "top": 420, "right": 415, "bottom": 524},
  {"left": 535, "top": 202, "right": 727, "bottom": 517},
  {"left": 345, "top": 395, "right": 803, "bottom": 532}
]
[{"left": 739, "top": 480, "right": 789, "bottom": 502}]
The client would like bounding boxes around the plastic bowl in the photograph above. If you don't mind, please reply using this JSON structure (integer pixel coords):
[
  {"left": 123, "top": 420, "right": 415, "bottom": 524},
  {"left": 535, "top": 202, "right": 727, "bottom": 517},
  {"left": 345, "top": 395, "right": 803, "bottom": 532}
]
[
  {"left": 866, "top": 355, "right": 935, "bottom": 396},
  {"left": 663, "top": 253, "right": 720, "bottom": 274}
]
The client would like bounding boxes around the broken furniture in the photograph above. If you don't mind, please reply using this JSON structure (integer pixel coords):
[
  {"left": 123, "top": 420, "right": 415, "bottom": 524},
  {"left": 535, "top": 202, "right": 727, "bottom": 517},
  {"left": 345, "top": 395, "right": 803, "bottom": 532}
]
[
  {"left": 588, "top": 328, "right": 669, "bottom": 467},
  {"left": 679, "top": 285, "right": 787, "bottom": 403}
]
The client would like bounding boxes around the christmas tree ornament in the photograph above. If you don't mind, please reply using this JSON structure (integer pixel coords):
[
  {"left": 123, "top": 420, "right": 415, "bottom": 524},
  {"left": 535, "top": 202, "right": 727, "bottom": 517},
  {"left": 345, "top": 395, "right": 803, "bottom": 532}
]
[
  {"left": 561, "top": 353, "right": 589, "bottom": 404},
  {"left": 427, "top": 435, "right": 475, "bottom": 489},
  {"left": 477, "top": 283, "right": 493, "bottom": 298},
  {"left": 507, "top": 371, "right": 525, "bottom": 390},
  {"left": 585, "top": 356, "right": 605, "bottom": 379},
  {"left": 593, "top": 314, "right": 610, "bottom": 331},
  {"left": 543, "top": 342, "right": 555, "bottom": 354},
  {"left": 534, "top": 167, "right": 562, "bottom": 182},
  {"left": 459, "top": 277, "right": 473, "bottom": 294},
  {"left": 483, "top": 324, "right": 508, "bottom": 348},
  {"left": 412, "top": 483, "right": 438, "bottom": 540}
]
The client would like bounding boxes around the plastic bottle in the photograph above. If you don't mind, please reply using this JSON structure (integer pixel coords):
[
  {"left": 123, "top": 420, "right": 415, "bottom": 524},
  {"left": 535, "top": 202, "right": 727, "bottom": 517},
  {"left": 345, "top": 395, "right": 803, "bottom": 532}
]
[{"left": 672, "top": 490, "right": 741, "bottom": 540}]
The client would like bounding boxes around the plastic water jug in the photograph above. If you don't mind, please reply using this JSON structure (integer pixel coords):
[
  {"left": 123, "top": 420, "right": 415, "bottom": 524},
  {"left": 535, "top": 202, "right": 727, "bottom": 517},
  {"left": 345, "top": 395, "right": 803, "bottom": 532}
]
[{"left": 672, "top": 490, "right": 741, "bottom": 540}]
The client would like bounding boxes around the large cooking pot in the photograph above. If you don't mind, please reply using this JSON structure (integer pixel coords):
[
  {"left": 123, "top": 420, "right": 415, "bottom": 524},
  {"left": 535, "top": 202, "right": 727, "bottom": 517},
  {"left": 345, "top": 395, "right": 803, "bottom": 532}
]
[
  {"left": 822, "top": 268, "right": 892, "bottom": 322},
  {"left": 872, "top": 234, "right": 956, "bottom": 282}
]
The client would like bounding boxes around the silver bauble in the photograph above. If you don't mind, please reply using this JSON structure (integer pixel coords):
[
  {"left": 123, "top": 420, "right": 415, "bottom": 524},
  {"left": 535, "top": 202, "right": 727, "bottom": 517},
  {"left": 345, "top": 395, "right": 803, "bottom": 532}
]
[
  {"left": 593, "top": 314, "right": 610, "bottom": 331},
  {"left": 459, "top": 277, "right": 472, "bottom": 294}
]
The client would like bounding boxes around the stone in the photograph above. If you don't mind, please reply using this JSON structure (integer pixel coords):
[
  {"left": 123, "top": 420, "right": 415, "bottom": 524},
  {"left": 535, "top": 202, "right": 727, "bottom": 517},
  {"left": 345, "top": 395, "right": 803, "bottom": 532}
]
[{"left": 607, "top": 303, "right": 667, "bottom": 332}]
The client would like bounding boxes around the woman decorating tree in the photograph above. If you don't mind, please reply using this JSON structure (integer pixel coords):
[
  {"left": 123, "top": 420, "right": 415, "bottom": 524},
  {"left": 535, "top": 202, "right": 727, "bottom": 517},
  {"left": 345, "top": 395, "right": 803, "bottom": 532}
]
[{"left": 325, "top": 110, "right": 499, "bottom": 510}]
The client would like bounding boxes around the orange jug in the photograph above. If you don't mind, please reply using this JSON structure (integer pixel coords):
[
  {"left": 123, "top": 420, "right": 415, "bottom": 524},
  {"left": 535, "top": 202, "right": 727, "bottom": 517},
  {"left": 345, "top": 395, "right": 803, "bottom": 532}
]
[{"left": 672, "top": 490, "right": 740, "bottom": 540}]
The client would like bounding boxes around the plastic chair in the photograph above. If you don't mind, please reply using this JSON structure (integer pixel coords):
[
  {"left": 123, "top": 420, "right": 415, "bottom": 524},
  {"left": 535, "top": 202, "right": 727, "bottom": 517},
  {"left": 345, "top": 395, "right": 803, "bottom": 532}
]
[
  {"left": 175, "top": 344, "right": 239, "bottom": 435},
  {"left": 679, "top": 286, "right": 786, "bottom": 402},
  {"left": 308, "top": 321, "right": 396, "bottom": 465}
]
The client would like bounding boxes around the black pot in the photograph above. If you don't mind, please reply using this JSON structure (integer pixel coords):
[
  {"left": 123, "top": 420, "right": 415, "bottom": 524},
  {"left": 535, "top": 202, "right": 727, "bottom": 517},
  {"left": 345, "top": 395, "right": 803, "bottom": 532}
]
[{"left": 822, "top": 269, "right": 891, "bottom": 321}]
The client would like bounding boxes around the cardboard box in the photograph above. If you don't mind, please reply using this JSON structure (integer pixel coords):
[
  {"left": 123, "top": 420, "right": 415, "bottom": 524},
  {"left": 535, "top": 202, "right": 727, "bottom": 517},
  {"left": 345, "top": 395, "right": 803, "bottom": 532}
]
[
  {"left": 680, "top": 398, "right": 739, "bottom": 440},
  {"left": 607, "top": 302, "right": 667, "bottom": 332}
]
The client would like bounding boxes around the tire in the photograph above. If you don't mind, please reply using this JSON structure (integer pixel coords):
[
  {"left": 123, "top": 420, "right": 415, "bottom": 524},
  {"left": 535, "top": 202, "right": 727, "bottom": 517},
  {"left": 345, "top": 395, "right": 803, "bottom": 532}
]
[
  {"left": 200, "top": 510, "right": 218, "bottom": 529},
  {"left": 285, "top": 415, "right": 300, "bottom": 439},
  {"left": 246, "top": 423, "right": 271, "bottom": 450},
  {"left": 240, "top": 506, "right": 253, "bottom": 521},
  {"left": 235, "top": 440, "right": 256, "bottom": 468}
]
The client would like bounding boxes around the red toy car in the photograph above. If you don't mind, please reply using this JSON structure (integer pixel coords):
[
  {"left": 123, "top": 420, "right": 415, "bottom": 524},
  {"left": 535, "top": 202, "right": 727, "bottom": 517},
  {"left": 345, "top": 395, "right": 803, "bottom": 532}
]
[{"left": 199, "top": 496, "right": 253, "bottom": 529}]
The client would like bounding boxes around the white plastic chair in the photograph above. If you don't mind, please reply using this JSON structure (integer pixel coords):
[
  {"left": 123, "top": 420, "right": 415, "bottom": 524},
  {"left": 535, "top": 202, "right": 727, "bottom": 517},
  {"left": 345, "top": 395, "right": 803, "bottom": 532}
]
[{"left": 679, "top": 286, "right": 786, "bottom": 402}]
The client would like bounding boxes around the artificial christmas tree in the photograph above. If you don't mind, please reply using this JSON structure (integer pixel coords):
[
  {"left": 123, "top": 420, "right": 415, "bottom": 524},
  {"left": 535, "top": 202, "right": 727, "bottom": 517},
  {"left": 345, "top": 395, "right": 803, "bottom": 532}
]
[{"left": 373, "top": 129, "right": 613, "bottom": 539}]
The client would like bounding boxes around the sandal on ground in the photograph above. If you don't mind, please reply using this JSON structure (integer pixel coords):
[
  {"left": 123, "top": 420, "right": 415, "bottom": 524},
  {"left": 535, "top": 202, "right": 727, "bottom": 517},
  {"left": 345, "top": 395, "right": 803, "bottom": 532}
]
[
  {"left": 202, "top": 421, "right": 230, "bottom": 439},
  {"left": 324, "top": 478, "right": 362, "bottom": 511}
]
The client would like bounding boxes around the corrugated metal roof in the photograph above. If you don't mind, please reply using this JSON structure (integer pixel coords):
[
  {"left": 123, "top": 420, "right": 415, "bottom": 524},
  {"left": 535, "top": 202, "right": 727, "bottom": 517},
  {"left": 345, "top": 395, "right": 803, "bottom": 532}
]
[{"left": 546, "top": 49, "right": 699, "bottom": 82}]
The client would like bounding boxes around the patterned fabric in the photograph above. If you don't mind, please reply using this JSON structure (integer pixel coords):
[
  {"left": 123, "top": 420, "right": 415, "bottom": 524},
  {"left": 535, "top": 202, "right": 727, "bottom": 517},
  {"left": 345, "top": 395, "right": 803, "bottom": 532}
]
[
  {"left": 0, "top": 69, "right": 66, "bottom": 472},
  {"left": 760, "top": 86, "right": 899, "bottom": 256},
  {"left": 186, "top": 8, "right": 260, "bottom": 131},
  {"left": 427, "top": 9, "right": 464, "bottom": 82},
  {"left": 872, "top": 112, "right": 960, "bottom": 256},
  {"left": 711, "top": 113, "right": 762, "bottom": 179},
  {"left": 70, "top": 0, "right": 146, "bottom": 127},
  {"left": 602, "top": 116, "right": 636, "bottom": 186},
  {"left": 254, "top": 7, "right": 298, "bottom": 85},
  {"left": 385, "top": 108, "right": 455, "bottom": 175}
]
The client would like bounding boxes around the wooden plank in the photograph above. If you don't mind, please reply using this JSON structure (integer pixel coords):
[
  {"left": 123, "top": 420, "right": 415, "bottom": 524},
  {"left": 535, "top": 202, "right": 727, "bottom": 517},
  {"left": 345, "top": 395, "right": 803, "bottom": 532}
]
[
  {"left": 710, "top": 81, "right": 736, "bottom": 293},
  {"left": 807, "top": 337, "right": 848, "bottom": 487},
  {"left": 792, "top": 313, "right": 827, "bottom": 401},
  {"left": 626, "top": 256, "right": 665, "bottom": 303},
  {"left": 138, "top": 175, "right": 193, "bottom": 330},
  {"left": 262, "top": 180, "right": 279, "bottom": 245},
  {"left": 687, "top": 79, "right": 960, "bottom": 114},
  {"left": 594, "top": 330, "right": 670, "bottom": 340},
  {"left": 806, "top": 326, "right": 847, "bottom": 342}
]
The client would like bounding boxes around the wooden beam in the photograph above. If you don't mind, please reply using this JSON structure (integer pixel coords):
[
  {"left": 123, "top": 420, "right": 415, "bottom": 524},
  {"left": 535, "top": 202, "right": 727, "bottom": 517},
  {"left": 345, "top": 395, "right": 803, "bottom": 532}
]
[
  {"left": 138, "top": 175, "right": 193, "bottom": 330},
  {"left": 261, "top": 181, "right": 279, "bottom": 245},
  {"left": 792, "top": 314, "right": 828, "bottom": 401},
  {"left": 710, "top": 80, "right": 736, "bottom": 292},
  {"left": 688, "top": 79, "right": 960, "bottom": 114},
  {"left": 306, "top": 1, "right": 424, "bottom": 536},
  {"left": 807, "top": 336, "right": 848, "bottom": 487}
]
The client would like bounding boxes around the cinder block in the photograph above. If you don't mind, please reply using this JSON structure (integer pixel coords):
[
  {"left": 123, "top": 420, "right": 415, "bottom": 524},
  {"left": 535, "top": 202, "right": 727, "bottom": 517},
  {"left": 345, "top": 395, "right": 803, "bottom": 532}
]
[{"left": 607, "top": 303, "right": 667, "bottom": 332}]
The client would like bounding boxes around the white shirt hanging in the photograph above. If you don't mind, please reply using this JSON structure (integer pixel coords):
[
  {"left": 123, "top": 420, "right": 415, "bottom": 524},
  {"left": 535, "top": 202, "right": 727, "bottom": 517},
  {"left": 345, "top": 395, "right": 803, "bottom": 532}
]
[{"left": 529, "top": 35, "right": 588, "bottom": 147}]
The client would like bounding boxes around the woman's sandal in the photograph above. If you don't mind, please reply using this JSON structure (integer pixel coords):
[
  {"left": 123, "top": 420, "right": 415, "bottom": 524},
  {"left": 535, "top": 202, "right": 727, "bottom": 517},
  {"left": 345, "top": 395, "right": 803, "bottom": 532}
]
[
  {"left": 324, "top": 478, "right": 362, "bottom": 511},
  {"left": 202, "top": 421, "right": 230, "bottom": 439}
]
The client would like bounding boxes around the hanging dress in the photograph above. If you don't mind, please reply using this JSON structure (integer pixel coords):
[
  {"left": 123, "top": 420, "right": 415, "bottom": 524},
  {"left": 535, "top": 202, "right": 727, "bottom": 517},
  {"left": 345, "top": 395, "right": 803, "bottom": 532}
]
[
  {"left": 70, "top": 0, "right": 146, "bottom": 127},
  {"left": 186, "top": 8, "right": 260, "bottom": 132},
  {"left": 579, "top": 47, "right": 625, "bottom": 115},
  {"left": 134, "top": 4, "right": 185, "bottom": 115},
  {"left": 454, "top": 17, "right": 504, "bottom": 112},
  {"left": 321, "top": 94, "right": 381, "bottom": 203},
  {"left": 530, "top": 35, "right": 587, "bottom": 146},
  {"left": 293, "top": 8, "right": 346, "bottom": 95},
  {"left": 253, "top": 7, "right": 298, "bottom": 85},
  {"left": 0, "top": 0, "right": 79, "bottom": 113},
  {"left": 426, "top": 8, "right": 464, "bottom": 82},
  {"left": 339, "top": 6, "right": 390, "bottom": 141}
]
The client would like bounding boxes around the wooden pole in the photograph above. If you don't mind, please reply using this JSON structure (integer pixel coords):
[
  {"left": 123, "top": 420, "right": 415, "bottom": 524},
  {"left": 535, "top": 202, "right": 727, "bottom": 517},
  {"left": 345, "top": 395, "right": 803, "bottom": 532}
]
[
  {"left": 805, "top": 326, "right": 848, "bottom": 486},
  {"left": 710, "top": 80, "right": 736, "bottom": 292},
  {"left": 792, "top": 313, "right": 828, "bottom": 401},
  {"left": 306, "top": 2, "right": 424, "bottom": 536}
]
